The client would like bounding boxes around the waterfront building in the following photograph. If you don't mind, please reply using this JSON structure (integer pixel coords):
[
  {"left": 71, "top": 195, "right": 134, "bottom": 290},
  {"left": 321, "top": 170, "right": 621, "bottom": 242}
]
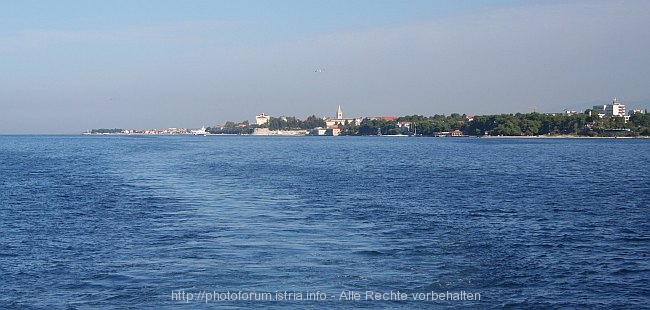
[
  {"left": 310, "top": 128, "right": 327, "bottom": 136},
  {"left": 327, "top": 127, "right": 341, "bottom": 136},
  {"left": 324, "top": 106, "right": 363, "bottom": 128},
  {"left": 256, "top": 113, "right": 270, "bottom": 125},
  {"left": 451, "top": 130, "right": 463, "bottom": 137},
  {"left": 309, "top": 127, "right": 340, "bottom": 136},
  {"left": 190, "top": 126, "right": 207, "bottom": 135},
  {"left": 396, "top": 121, "right": 412, "bottom": 133}
]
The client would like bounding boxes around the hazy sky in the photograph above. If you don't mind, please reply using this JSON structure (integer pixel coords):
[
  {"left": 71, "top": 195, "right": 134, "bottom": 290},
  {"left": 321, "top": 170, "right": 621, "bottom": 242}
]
[{"left": 1, "top": 0, "right": 649, "bottom": 133}]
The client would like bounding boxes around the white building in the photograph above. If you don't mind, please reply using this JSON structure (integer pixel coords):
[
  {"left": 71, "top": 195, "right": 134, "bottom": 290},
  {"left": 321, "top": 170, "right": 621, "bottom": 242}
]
[
  {"left": 593, "top": 98, "right": 626, "bottom": 117},
  {"left": 190, "top": 126, "right": 207, "bottom": 135},
  {"left": 256, "top": 113, "right": 270, "bottom": 125},
  {"left": 309, "top": 128, "right": 340, "bottom": 136},
  {"left": 396, "top": 122, "right": 412, "bottom": 134},
  {"left": 592, "top": 98, "right": 632, "bottom": 122}
]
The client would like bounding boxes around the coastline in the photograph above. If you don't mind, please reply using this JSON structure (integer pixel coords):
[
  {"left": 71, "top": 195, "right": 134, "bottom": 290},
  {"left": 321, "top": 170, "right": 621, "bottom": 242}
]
[
  {"left": 75, "top": 132, "right": 650, "bottom": 139},
  {"left": 76, "top": 133, "right": 650, "bottom": 139},
  {"left": 479, "top": 135, "right": 650, "bottom": 139}
]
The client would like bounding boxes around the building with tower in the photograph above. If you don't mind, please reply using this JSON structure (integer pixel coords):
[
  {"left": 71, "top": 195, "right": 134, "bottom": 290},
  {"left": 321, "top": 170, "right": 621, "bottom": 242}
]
[{"left": 324, "top": 106, "right": 362, "bottom": 128}]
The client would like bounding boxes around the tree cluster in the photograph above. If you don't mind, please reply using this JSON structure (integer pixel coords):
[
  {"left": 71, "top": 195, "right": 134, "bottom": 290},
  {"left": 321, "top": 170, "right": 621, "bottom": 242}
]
[
  {"left": 206, "top": 121, "right": 250, "bottom": 135},
  {"left": 90, "top": 128, "right": 124, "bottom": 134},
  {"left": 467, "top": 111, "right": 648, "bottom": 136},
  {"left": 629, "top": 112, "right": 650, "bottom": 135},
  {"left": 206, "top": 115, "right": 327, "bottom": 134},
  {"left": 264, "top": 115, "right": 326, "bottom": 130},
  {"left": 204, "top": 110, "right": 650, "bottom": 137}
]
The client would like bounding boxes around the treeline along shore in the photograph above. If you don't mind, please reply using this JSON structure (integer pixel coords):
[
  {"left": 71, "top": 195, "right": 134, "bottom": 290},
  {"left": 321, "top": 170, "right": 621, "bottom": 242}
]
[
  {"left": 90, "top": 110, "right": 650, "bottom": 137},
  {"left": 212, "top": 110, "right": 650, "bottom": 137}
]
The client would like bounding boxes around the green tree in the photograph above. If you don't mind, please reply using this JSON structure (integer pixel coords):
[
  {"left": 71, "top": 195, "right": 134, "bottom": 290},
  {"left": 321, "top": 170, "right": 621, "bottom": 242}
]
[{"left": 302, "top": 115, "right": 326, "bottom": 129}]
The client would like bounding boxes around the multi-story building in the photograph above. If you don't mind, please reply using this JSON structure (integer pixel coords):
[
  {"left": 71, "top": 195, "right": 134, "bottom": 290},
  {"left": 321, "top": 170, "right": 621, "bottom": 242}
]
[
  {"left": 593, "top": 98, "right": 626, "bottom": 118},
  {"left": 256, "top": 113, "right": 270, "bottom": 125}
]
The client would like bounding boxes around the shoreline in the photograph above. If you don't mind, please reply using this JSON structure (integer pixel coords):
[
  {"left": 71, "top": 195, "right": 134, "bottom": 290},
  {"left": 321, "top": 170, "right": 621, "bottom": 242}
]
[
  {"left": 479, "top": 135, "right": 650, "bottom": 139},
  {"left": 76, "top": 133, "right": 649, "bottom": 139}
]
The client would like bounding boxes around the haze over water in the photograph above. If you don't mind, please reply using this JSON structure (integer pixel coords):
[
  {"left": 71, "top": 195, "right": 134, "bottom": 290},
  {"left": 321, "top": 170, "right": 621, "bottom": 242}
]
[
  {"left": 2, "top": 0, "right": 649, "bottom": 133},
  {"left": 1, "top": 136, "right": 648, "bottom": 309}
]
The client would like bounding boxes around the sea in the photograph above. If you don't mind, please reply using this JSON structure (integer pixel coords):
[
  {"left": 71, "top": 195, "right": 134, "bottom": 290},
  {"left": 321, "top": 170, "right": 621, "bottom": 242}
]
[{"left": 1, "top": 135, "right": 648, "bottom": 309}]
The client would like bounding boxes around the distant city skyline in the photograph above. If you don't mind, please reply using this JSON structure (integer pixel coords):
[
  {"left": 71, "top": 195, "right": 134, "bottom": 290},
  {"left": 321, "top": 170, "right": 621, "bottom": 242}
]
[{"left": 1, "top": 0, "right": 649, "bottom": 134}]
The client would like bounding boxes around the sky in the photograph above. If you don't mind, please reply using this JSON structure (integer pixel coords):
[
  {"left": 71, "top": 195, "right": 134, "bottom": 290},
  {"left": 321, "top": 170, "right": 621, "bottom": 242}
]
[{"left": 1, "top": 0, "right": 649, "bottom": 133}]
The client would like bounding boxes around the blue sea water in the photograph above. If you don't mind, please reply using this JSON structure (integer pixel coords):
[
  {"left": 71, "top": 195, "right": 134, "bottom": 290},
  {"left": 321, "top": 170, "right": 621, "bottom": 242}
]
[{"left": 1, "top": 135, "right": 649, "bottom": 309}]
